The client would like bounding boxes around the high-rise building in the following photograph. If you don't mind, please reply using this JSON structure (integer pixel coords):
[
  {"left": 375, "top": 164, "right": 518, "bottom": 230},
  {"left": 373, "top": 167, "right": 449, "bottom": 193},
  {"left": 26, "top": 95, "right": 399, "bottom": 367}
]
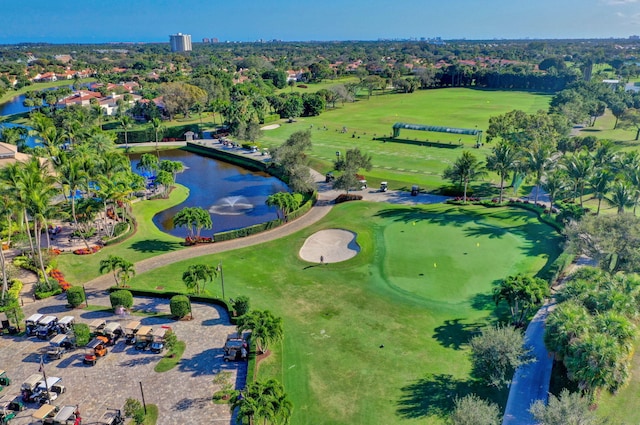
[{"left": 169, "top": 33, "right": 192, "bottom": 52}]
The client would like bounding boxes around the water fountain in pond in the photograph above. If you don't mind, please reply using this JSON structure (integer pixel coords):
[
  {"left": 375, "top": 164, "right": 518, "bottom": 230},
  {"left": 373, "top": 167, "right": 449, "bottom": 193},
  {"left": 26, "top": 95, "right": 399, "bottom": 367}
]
[{"left": 209, "top": 196, "right": 254, "bottom": 216}]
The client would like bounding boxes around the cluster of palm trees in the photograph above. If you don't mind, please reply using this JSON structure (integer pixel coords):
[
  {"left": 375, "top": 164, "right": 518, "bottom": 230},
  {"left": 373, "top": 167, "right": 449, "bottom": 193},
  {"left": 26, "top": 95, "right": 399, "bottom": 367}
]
[
  {"left": 447, "top": 138, "right": 640, "bottom": 215},
  {"left": 231, "top": 378, "right": 292, "bottom": 425},
  {"left": 545, "top": 268, "right": 639, "bottom": 399},
  {"left": 0, "top": 106, "right": 146, "bottom": 300}
]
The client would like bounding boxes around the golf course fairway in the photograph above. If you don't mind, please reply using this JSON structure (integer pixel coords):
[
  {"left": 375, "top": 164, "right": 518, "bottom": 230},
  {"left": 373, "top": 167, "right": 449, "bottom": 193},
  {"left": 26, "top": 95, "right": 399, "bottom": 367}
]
[{"left": 128, "top": 201, "right": 561, "bottom": 424}]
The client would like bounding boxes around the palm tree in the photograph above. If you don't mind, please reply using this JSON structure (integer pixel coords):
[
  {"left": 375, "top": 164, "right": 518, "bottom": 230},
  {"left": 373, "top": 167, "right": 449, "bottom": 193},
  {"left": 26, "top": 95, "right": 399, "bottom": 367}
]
[
  {"left": 150, "top": 117, "right": 165, "bottom": 152},
  {"left": 182, "top": 264, "right": 217, "bottom": 295},
  {"left": 589, "top": 170, "right": 614, "bottom": 215},
  {"left": 172, "top": 207, "right": 212, "bottom": 241},
  {"left": 525, "top": 144, "right": 553, "bottom": 204},
  {"left": 562, "top": 152, "right": 593, "bottom": 207},
  {"left": 154, "top": 170, "right": 174, "bottom": 198},
  {"left": 541, "top": 171, "right": 567, "bottom": 215},
  {"left": 0, "top": 126, "right": 28, "bottom": 151},
  {"left": 99, "top": 255, "right": 127, "bottom": 286},
  {"left": 58, "top": 158, "right": 90, "bottom": 248},
  {"left": 231, "top": 379, "right": 293, "bottom": 425},
  {"left": 118, "top": 115, "right": 133, "bottom": 149},
  {"left": 237, "top": 310, "right": 284, "bottom": 354},
  {"left": 607, "top": 181, "right": 635, "bottom": 214},
  {"left": 544, "top": 300, "right": 592, "bottom": 360},
  {"left": 136, "top": 153, "right": 159, "bottom": 177},
  {"left": 159, "top": 160, "right": 185, "bottom": 182},
  {"left": 265, "top": 192, "right": 300, "bottom": 221},
  {"left": 442, "top": 151, "right": 487, "bottom": 202},
  {"left": 99, "top": 255, "right": 135, "bottom": 287},
  {"left": 486, "top": 142, "right": 519, "bottom": 203}
]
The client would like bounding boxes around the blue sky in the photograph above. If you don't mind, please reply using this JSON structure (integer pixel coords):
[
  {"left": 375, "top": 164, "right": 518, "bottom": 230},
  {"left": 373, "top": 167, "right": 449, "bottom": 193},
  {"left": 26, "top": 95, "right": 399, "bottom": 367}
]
[{"left": 0, "top": 0, "right": 639, "bottom": 44}]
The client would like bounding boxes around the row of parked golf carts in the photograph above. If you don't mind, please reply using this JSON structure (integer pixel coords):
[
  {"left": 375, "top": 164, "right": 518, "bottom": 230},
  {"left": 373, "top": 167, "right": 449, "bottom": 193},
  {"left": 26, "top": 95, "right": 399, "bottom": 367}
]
[{"left": 25, "top": 315, "right": 75, "bottom": 341}]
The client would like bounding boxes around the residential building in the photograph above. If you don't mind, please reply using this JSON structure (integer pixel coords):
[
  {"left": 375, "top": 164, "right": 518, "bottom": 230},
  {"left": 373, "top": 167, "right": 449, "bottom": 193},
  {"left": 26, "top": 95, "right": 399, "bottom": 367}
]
[{"left": 169, "top": 33, "right": 192, "bottom": 52}]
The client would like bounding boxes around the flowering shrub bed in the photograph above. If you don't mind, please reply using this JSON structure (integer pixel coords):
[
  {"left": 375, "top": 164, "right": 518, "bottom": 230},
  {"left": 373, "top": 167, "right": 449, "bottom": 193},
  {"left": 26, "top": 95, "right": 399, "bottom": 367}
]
[
  {"left": 49, "top": 268, "right": 71, "bottom": 291},
  {"left": 48, "top": 248, "right": 61, "bottom": 255},
  {"left": 185, "top": 236, "right": 214, "bottom": 246},
  {"left": 73, "top": 245, "right": 101, "bottom": 255}
]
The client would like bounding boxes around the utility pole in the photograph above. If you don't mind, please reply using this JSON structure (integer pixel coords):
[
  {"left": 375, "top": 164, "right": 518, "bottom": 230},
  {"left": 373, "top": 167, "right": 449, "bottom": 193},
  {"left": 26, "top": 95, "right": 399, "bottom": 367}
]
[
  {"left": 217, "top": 262, "right": 225, "bottom": 300},
  {"left": 139, "top": 381, "right": 147, "bottom": 414}
]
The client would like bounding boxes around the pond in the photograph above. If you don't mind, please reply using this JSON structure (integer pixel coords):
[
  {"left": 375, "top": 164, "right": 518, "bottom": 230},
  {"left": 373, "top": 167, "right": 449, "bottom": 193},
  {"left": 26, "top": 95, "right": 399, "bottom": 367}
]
[{"left": 129, "top": 149, "right": 289, "bottom": 237}]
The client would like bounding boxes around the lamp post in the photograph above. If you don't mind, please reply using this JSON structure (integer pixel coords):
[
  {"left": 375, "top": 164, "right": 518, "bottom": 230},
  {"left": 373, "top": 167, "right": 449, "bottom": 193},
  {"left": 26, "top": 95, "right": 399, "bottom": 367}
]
[{"left": 217, "top": 261, "right": 225, "bottom": 300}]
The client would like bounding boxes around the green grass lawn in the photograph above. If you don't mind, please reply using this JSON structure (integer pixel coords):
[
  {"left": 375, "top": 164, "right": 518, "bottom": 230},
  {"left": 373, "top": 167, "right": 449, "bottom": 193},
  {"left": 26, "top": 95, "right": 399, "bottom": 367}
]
[
  {"left": 55, "top": 184, "right": 188, "bottom": 285},
  {"left": 259, "top": 88, "right": 552, "bottom": 192},
  {"left": 123, "top": 201, "right": 561, "bottom": 424}
]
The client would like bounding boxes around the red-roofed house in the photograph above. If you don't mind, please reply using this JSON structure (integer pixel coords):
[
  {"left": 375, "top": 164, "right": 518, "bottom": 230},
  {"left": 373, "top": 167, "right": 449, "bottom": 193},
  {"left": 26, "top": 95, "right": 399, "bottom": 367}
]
[{"left": 57, "top": 90, "right": 102, "bottom": 108}]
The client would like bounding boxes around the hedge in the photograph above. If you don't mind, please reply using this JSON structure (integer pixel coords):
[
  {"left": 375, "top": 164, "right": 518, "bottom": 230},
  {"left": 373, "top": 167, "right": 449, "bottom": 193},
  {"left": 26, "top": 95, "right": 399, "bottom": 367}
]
[
  {"left": 262, "top": 114, "right": 280, "bottom": 124},
  {"left": 112, "top": 123, "right": 201, "bottom": 145},
  {"left": 214, "top": 219, "right": 283, "bottom": 242},
  {"left": 182, "top": 143, "right": 267, "bottom": 173},
  {"left": 543, "top": 250, "right": 576, "bottom": 285},
  {"left": 107, "top": 287, "right": 236, "bottom": 323}
]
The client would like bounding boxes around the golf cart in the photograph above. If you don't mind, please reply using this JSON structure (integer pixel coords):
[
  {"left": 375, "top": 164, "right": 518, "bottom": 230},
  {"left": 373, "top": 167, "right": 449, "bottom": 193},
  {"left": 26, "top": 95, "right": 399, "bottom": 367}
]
[
  {"left": 26, "top": 314, "right": 44, "bottom": 336},
  {"left": 47, "top": 334, "right": 76, "bottom": 360},
  {"left": 31, "top": 404, "right": 58, "bottom": 423},
  {"left": 380, "top": 182, "right": 388, "bottom": 192},
  {"left": 150, "top": 327, "right": 170, "bottom": 354},
  {"left": 88, "top": 319, "right": 106, "bottom": 337},
  {"left": 101, "top": 322, "right": 123, "bottom": 346},
  {"left": 98, "top": 409, "right": 124, "bottom": 425},
  {"left": 51, "top": 405, "right": 81, "bottom": 425},
  {"left": 56, "top": 316, "right": 75, "bottom": 334},
  {"left": 83, "top": 336, "right": 108, "bottom": 365},
  {"left": 36, "top": 316, "right": 59, "bottom": 340},
  {"left": 124, "top": 321, "right": 140, "bottom": 345},
  {"left": 31, "top": 376, "right": 65, "bottom": 405},
  {"left": 21, "top": 374, "right": 43, "bottom": 401},
  {"left": 411, "top": 185, "right": 419, "bottom": 196},
  {"left": 223, "top": 333, "right": 247, "bottom": 362},
  {"left": 0, "top": 394, "right": 24, "bottom": 413},
  {"left": 0, "top": 371, "right": 10, "bottom": 387},
  {"left": 134, "top": 326, "right": 153, "bottom": 351},
  {"left": 325, "top": 172, "right": 335, "bottom": 183}
]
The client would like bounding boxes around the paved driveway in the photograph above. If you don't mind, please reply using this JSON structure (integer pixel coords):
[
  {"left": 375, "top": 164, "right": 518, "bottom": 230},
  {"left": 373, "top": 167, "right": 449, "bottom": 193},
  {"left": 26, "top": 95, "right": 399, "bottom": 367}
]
[{"left": 1, "top": 292, "right": 243, "bottom": 425}]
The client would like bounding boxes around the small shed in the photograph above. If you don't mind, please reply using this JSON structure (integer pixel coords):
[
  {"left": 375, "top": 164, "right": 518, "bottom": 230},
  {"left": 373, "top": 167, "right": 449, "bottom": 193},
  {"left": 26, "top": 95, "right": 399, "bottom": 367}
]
[{"left": 184, "top": 131, "right": 195, "bottom": 141}]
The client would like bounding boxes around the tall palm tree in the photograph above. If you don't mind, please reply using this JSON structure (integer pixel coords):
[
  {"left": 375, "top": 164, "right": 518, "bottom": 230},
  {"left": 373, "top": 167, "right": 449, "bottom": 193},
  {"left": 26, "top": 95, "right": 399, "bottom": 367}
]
[
  {"left": 150, "top": 117, "right": 165, "bottom": 153},
  {"left": 526, "top": 144, "right": 553, "bottom": 204},
  {"left": 118, "top": 115, "right": 133, "bottom": 149},
  {"left": 541, "top": 171, "right": 568, "bottom": 215},
  {"left": 486, "top": 142, "right": 519, "bottom": 203},
  {"left": 607, "top": 181, "right": 635, "bottom": 214},
  {"left": 58, "top": 158, "right": 90, "bottom": 248},
  {"left": 589, "top": 170, "right": 614, "bottom": 215},
  {"left": 182, "top": 264, "right": 217, "bottom": 295},
  {"left": 562, "top": 152, "right": 593, "bottom": 207},
  {"left": 442, "top": 151, "right": 487, "bottom": 202},
  {"left": 237, "top": 310, "right": 284, "bottom": 354}
]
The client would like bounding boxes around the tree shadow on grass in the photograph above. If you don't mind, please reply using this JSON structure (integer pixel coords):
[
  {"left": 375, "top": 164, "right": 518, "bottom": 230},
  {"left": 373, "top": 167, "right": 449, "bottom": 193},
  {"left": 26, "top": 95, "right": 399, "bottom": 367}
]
[
  {"left": 396, "top": 374, "right": 476, "bottom": 419},
  {"left": 396, "top": 374, "right": 507, "bottom": 420},
  {"left": 129, "top": 239, "right": 184, "bottom": 253},
  {"left": 432, "top": 319, "right": 482, "bottom": 350}
]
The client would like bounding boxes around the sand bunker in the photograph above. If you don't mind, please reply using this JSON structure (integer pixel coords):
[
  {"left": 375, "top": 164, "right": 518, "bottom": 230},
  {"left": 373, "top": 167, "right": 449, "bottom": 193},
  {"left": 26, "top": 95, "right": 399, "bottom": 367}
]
[
  {"left": 261, "top": 124, "right": 281, "bottom": 130},
  {"left": 299, "top": 229, "right": 360, "bottom": 263}
]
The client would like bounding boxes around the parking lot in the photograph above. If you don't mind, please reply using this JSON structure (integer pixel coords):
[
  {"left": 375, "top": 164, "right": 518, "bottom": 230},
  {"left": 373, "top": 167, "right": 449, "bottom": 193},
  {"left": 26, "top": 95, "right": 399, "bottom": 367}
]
[{"left": 0, "top": 291, "right": 244, "bottom": 424}]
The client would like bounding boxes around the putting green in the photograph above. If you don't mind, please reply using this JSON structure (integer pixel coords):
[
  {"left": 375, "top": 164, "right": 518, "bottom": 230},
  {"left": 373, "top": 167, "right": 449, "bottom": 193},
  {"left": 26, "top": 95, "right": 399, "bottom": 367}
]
[{"left": 381, "top": 208, "right": 547, "bottom": 306}]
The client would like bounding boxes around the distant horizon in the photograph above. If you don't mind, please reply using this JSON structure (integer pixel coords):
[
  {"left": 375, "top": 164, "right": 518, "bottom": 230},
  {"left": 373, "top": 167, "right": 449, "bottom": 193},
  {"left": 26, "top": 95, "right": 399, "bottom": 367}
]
[
  {"left": 1, "top": 0, "right": 639, "bottom": 45},
  {"left": 1, "top": 35, "right": 638, "bottom": 47}
]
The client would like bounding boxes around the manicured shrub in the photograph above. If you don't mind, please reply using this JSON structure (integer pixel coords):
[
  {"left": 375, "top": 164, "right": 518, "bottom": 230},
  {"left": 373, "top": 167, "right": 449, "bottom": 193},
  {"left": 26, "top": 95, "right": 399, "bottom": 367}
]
[
  {"left": 66, "top": 286, "right": 85, "bottom": 308},
  {"left": 170, "top": 295, "right": 191, "bottom": 319},
  {"left": 110, "top": 289, "right": 134, "bottom": 309},
  {"left": 335, "top": 193, "right": 363, "bottom": 204},
  {"left": 232, "top": 296, "right": 250, "bottom": 317},
  {"left": 73, "top": 323, "right": 91, "bottom": 347}
]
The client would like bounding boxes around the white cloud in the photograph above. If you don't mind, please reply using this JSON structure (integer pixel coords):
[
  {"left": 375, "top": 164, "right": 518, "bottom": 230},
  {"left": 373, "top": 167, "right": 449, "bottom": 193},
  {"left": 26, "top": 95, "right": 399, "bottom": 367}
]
[{"left": 603, "top": 0, "right": 638, "bottom": 4}]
